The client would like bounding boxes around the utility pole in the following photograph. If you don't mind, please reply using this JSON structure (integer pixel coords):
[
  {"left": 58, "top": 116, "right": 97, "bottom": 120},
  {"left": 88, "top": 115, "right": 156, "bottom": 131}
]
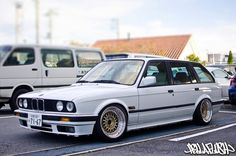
[
  {"left": 111, "top": 18, "right": 120, "bottom": 39},
  {"left": 45, "top": 9, "right": 57, "bottom": 44},
  {"left": 34, "top": 0, "right": 40, "bottom": 44},
  {"left": 15, "top": 1, "right": 22, "bottom": 44}
]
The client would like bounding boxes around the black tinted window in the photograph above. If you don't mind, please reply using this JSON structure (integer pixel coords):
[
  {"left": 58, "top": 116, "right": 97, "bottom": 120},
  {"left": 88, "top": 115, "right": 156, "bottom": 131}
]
[
  {"left": 170, "top": 62, "right": 197, "bottom": 84},
  {"left": 3, "top": 48, "right": 35, "bottom": 66},
  {"left": 41, "top": 49, "right": 74, "bottom": 68}
]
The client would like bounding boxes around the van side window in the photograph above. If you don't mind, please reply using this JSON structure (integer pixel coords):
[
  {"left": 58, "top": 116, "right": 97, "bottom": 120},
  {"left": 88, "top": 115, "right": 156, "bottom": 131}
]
[
  {"left": 193, "top": 65, "right": 214, "bottom": 83},
  {"left": 144, "top": 61, "right": 169, "bottom": 86},
  {"left": 41, "top": 49, "right": 74, "bottom": 68},
  {"left": 212, "top": 69, "right": 228, "bottom": 78},
  {"left": 3, "top": 48, "right": 35, "bottom": 66},
  {"left": 170, "top": 62, "right": 196, "bottom": 84},
  {"left": 76, "top": 51, "right": 103, "bottom": 68}
]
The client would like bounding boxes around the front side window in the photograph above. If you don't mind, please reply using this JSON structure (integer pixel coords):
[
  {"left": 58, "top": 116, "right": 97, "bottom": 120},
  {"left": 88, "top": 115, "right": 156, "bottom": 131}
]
[
  {"left": 143, "top": 61, "right": 169, "bottom": 86},
  {"left": 80, "top": 60, "right": 144, "bottom": 85},
  {"left": 0, "top": 46, "right": 12, "bottom": 62},
  {"left": 76, "top": 50, "right": 103, "bottom": 68},
  {"left": 41, "top": 49, "right": 74, "bottom": 68},
  {"left": 3, "top": 48, "right": 35, "bottom": 66},
  {"left": 170, "top": 62, "right": 197, "bottom": 84},
  {"left": 193, "top": 65, "right": 214, "bottom": 83}
]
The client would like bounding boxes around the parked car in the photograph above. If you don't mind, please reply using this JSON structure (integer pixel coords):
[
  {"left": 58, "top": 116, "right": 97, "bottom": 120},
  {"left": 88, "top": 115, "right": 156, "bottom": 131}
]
[
  {"left": 229, "top": 74, "right": 236, "bottom": 104},
  {"left": 206, "top": 67, "right": 231, "bottom": 101},
  {"left": 206, "top": 64, "right": 236, "bottom": 76},
  {"left": 0, "top": 44, "right": 105, "bottom": 111},
  {"left": 105, "top": 52, "right": 166, "bottom": 60},
  {"left": 15, "top": 58, "right": 223, "bottom": 141}
]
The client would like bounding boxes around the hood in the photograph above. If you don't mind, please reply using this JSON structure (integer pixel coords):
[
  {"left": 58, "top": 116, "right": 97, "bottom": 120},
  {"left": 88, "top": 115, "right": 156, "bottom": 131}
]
[{"left": 19, "top": 83, "right": 135, "bottom": 102}]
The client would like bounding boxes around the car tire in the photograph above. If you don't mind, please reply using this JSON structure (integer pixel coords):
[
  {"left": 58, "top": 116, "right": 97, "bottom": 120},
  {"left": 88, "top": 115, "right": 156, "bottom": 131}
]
[
  {"left": 10, "top": 89, "right": 29, "bottom": 112},
  {"left": 94, "top": 105, "right": 127, "bottom": 142},
  {"left": 193, "top": 99, "right": 213, "bottom": 125}
]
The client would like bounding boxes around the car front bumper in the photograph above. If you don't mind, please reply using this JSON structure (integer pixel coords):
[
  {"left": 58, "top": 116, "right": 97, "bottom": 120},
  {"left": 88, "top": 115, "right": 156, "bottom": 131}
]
[{"left": 14, "top": 110, "right": 97, "bottom": 137}]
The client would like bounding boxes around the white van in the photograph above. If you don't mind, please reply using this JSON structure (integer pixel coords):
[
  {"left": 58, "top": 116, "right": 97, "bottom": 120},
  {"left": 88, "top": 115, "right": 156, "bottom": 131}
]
[
  {"left": 0, "top": 45, "right": 105, "bottom": 111},
  {"left": 106, "top": 52, "right": 166, "bottom": 60}
]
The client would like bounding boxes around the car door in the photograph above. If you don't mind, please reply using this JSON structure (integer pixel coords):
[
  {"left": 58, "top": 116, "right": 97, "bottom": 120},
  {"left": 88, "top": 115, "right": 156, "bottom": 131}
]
[
  {"left": 137, "top": 60, "right": 176, "bottom": 125},
  {"left": 166, "top": 61, "right": 199, "bottom": 119},
  {"left": 211, "top": 69, "right": 230, "bottom": 99},
  {"left": 1, "top": 47, "right": 41, "bottom": 89},
  {"left": 40, "top": 48, "right": 77, "bottom": 87}
]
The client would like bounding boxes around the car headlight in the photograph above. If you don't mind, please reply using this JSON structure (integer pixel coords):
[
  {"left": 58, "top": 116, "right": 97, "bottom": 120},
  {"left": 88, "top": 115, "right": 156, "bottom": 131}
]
[
  {"left": 18, "top": 99, "right": 23, "bottom": 108},
  {"left": 56, "top": 101, "right": 64, "bottom": 111},
  {"left": 66, "top": 102, "right": 74, "bottom": 112},
  {"left": 23, "top": 99, "right": 28, "bottom": 108}
]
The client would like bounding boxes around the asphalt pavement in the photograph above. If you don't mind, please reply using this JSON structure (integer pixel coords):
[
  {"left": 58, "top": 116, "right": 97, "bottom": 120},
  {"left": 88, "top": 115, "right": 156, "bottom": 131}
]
[{"left": 0, "top": 104, "right": 235, "bottom": 156}]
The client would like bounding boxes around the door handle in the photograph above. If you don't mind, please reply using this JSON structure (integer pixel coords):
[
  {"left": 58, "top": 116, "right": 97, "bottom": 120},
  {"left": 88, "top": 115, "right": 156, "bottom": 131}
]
[
  {"left": 195, "top": 88, "right": 199, "bottom": 91},
  {"left": 32, "top": 68, "right": 38, "bottom": 71},
  {"left": 168, "top": 90, "right": 174, "bottom": 93},
  {"left": 45, "top": 70, "right": 48, "bottom": 77}
]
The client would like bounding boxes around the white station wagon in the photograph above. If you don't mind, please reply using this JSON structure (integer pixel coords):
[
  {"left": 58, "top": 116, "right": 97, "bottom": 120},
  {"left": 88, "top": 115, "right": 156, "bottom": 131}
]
[{"left": 15, "top": 58, "right": 223, "bottom": 141}]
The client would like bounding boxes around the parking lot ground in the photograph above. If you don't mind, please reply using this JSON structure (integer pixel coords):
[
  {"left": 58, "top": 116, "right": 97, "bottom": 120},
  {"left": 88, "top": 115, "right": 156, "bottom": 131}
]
[{"left": 0, "top": 104, "right": 235, "bottom": 156}]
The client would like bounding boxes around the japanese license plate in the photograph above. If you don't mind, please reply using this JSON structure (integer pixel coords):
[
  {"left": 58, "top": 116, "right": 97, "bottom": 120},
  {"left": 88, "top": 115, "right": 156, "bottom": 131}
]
[{"left": 28, "top": 113, "right": 42, "bottom": 127}]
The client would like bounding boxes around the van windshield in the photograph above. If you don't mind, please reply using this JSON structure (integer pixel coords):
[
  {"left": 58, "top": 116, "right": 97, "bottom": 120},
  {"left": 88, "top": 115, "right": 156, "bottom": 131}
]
[{"left": 0, "top": 46, "right": 12, "bottom": 62}]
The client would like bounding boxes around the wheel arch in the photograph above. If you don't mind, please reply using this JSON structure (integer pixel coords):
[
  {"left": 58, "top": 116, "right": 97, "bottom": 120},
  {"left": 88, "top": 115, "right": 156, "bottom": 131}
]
[
  {"left": 11, "top": 84, "right": 34, "bottom": 98},
  {"left": 193, "top": 94, "right": 212, "bottom": 116},
  {"left": 94, "top": 99, "right": 129, "bottom": 117}
]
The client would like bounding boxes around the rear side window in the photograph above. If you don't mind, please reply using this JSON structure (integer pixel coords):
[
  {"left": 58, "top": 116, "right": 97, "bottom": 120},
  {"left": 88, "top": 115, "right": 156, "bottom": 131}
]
[
  {"left": 41, "top": 49, "right": 74, "bottom": 68},
  {"left": 170, "top": 62, "right": 197, "bottom": 84},
  {"left": 76, "top": 50, "right": 103, "bottom": 68},
  {"left": 3, "top": 48, "right": 35, "bottom": 66},
  {"left": 193, "top": 65, "right": 214, "bottom": 83}
]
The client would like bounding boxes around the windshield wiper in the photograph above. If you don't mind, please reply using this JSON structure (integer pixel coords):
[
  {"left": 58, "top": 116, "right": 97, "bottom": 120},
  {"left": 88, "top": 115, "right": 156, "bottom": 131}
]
[{"left": 91, "top": 80, "right": 121, "bottom": 84}]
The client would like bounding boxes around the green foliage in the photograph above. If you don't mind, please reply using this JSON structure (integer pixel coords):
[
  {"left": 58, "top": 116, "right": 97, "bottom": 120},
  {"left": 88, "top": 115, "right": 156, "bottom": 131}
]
[
  {"left": 186, "top": 53, "right": 200, "bottom": 62},
  {"left": 227, "top": 50, "right": 233, "bottom": 64},
  {"left": 186, "top": 53, "right": 206, "bottom": 65}
]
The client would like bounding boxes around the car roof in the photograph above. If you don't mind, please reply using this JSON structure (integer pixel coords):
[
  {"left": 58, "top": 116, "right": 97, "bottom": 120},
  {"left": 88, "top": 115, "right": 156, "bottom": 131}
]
[{"left": 1, "top": 44, "right": 102, "bottom": 52}]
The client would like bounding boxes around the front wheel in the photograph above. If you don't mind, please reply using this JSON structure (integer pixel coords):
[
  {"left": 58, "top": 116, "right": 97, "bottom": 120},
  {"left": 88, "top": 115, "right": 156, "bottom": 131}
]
[
  {"left": 94, "top": 105, "right": 127, "bottom": 142},
  {"left": 10, "top": 89, "right": 29, "bottom": 112},
  {"left": 193, "top": 99, "right": 213, "bottom": 125}
]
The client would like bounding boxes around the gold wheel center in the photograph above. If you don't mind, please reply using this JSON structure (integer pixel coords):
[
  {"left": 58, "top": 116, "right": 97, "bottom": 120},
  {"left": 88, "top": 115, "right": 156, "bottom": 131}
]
[{"left": 102, "top": 112, "right": 119, "bottom": 133}]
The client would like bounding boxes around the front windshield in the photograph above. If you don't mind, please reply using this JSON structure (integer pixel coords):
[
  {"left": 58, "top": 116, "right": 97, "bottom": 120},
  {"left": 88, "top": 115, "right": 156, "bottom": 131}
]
[
  {"left": 0, "top": 46, "right": 12, "bottom": 62},
  {"left": 79, "top": 60, "right": 144, "bottom": 85}
]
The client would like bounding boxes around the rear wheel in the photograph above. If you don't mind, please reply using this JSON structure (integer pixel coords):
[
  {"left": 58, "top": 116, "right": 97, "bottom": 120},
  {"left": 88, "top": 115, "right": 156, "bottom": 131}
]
[
  {"left": 94, "top": 105, "right": 127, "bottom": 142},
  {"left": 193, "top": 99, "right": 213, "bottom": 125},
  {"left": 10, "top": 89, "right": 29, "bottom": 112}
]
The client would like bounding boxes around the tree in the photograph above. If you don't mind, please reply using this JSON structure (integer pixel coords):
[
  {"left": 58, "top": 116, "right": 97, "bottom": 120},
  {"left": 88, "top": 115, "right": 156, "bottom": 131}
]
[
  {"left": 227, "top": 50, "right": 233, "bottom": 64},
  {"left": 186, "top": 53, "right": 200, "bottom": 62}
]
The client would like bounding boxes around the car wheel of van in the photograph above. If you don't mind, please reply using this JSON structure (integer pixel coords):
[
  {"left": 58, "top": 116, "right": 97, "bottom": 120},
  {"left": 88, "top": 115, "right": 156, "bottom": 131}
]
[
  {"left": 10, "top": 89, "right": 29, "bottom": 112},
  {"left": 94, "top": 105, "right": 127, "bottom": 142},
  {"left": 193, "top": 99, "right": 213, "bottom": 125}
]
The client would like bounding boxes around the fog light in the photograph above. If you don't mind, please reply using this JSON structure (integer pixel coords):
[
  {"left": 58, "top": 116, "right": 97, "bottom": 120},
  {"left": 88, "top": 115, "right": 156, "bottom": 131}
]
[
  {"left": 23, "top": 99, "right": 28, "bottom": 108},
  {"left": 56, "top": 101, "right": 63, "bottom": 111},
  {"left": 61, "top": 117, "right": 70, "bottom": 122}
]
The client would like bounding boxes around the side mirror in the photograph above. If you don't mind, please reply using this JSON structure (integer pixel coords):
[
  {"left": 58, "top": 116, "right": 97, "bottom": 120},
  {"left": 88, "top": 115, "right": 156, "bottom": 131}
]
[{"left": 140, "top": 76, "right": 156, "bottom": 87}]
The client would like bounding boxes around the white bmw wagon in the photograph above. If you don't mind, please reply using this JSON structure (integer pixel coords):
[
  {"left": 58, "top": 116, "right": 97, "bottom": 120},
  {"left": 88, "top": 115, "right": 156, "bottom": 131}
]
[{"left": 15, "top": 58, "right": 223, "bottom": 141}]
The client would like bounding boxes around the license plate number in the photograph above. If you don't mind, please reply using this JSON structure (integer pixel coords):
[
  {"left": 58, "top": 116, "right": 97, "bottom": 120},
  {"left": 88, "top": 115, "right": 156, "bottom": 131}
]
[{"left": 28, "top": 113, "right": 42, "bottom": 127}]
